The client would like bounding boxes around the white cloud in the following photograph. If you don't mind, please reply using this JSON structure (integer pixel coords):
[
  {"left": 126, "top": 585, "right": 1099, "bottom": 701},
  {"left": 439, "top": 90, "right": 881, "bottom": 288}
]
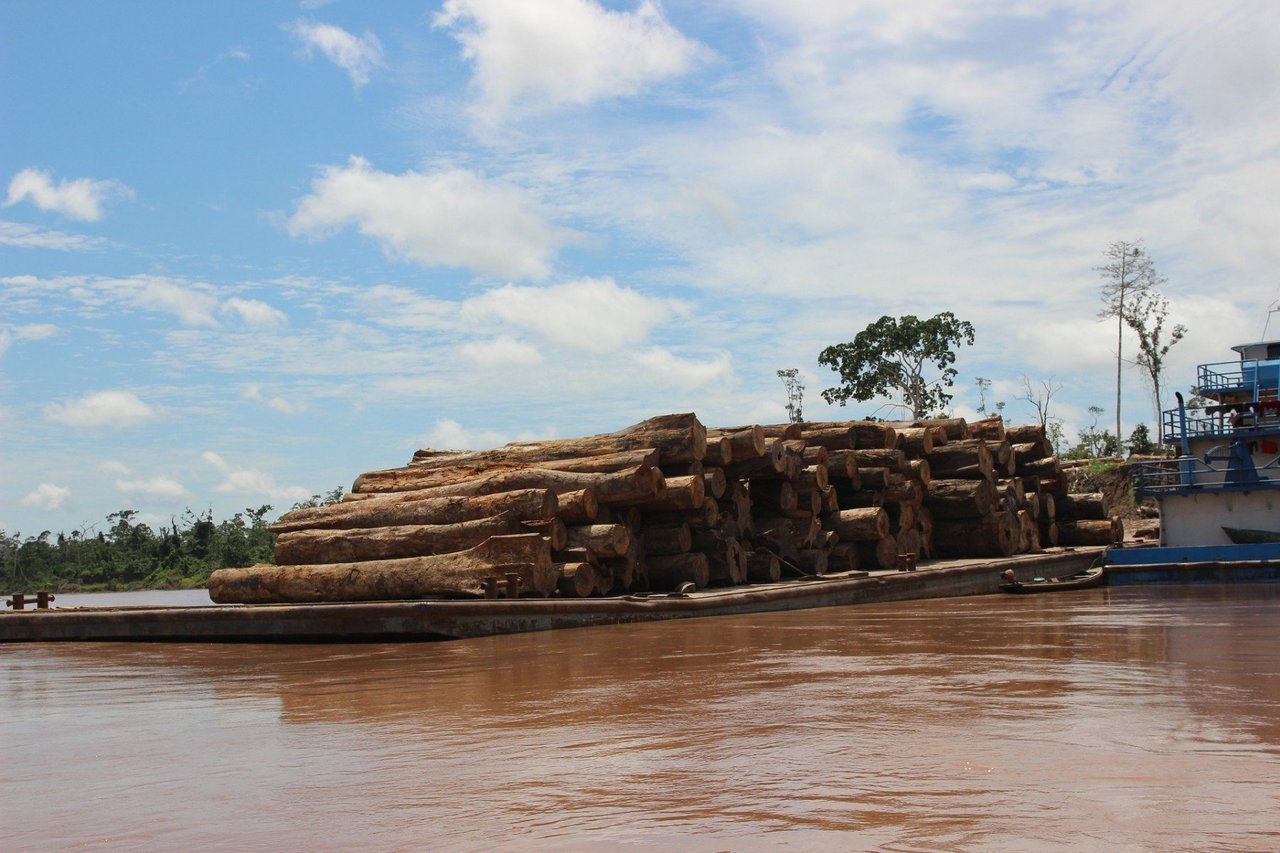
[
  {"left": 115, "top": 476, "right": 188, "bottom": 501},
  {"left": 21, "top": 483, "right": 71, "bottom": 511},
  {"left": 222, "top": 297, "right": 287, "bottom": 329},
  {"left": 460, "top": 277, "right": 678, "bottom": 351},
  {"left": 97, "top": 275, "right": 222, "bottom": 327},
  {"left": 436, "top": 0, "right": 706, "bottom": 120},
  {"left": 632, "top": 346, "right": 733, "bottom": 390},
  {"left": 456, "top": 335, "right": 545, "bottom": 368},
  {"left": 243, "top": 384, "right": 306, "bottom": 415},
  {"left": 416, "top": 418, "right": 527, "bottom": 451},
  {"left": 4, "top": 168, "right": 133, "bottom": 221},
  {"left": 203, "top": 451, "right": 312, "bottom": 502},
  {"left": 287, "top": 19, "right": 384, "bottom": 86},
  {"left": 97, "top": 459, "right": 132, "bottom": 476},
  {"left": 287, "top": 157, "right": 567, "bottom": 280},
  {"left": 0, "top": 323, "right": 57, "bottom": 358},
  {"left": 44, "top": 390, "right": 156, "bottom": 428},
  {"left": 0, "top": 220, "right": 110, "bottom": 251}
]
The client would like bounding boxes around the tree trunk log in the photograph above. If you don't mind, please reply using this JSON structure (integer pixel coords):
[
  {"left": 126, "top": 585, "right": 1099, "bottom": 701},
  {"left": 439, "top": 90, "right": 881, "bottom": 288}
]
[
  {"left": 270, "top": 488, "right": 557, "bottom": 534},
  {"left": 924, "top": 478, "right": 995, "bottom": 519},
  {"left": 565, "top": 524, "right": 632, "bottom": 558},
  {"left": 855, "top": 535, "right": 899, "bottom": 568},
  {"left": 745, "top": 551, "right": 781, "bottom": 583},
  {"left": 896, "top": 427, "right": 935, "bottom": 457},
  {"left": 1057, "top": 517, "right": 1123, "bottom": 545},
  {"left": 556, "top": 562, "right": 597, "bottom": 598},
  {"left": 273, "top": 513, "right": 557, "bottom": 565},
  {"left": 968, "top": 416, "right": 1006, "bottom": 441},
  {"left": 647, "top": 553, "right": 710, "bottom": 590},
  {"left": 209, "top": 534, "right": 555, "bottom": 602},
  {"left": 410, "top": 413, "right": 706, "bottom": 468},
  {"left": 932, "top": 514, "right": 1018, "bottom": 557},
  {"left": 822, "top": 507, "right": 890, "bottom": 541},
  {"left": 1056, "top": 493, "right": 1109, "bottom": 520}
]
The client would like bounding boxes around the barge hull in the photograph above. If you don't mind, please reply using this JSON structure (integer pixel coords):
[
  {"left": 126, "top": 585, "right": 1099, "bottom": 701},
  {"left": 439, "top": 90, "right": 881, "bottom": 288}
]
[{"left": 2, "top": 549, "right": 1099, "bottom": 643}]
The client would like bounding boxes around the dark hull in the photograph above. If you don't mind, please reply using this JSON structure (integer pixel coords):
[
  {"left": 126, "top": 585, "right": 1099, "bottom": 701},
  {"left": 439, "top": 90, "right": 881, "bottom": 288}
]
[
  {"left": 1223, "top": 527, "right": 1280, "bottom": 545},
  {"left": 999, "top": 565, "right": 1106, "bottom": 594}
]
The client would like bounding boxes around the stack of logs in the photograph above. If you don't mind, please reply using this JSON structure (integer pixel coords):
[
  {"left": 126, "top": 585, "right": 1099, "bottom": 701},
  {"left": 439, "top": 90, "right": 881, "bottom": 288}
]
[{"left": 206, "top": 413, "right": 1122, "bottom": 604}]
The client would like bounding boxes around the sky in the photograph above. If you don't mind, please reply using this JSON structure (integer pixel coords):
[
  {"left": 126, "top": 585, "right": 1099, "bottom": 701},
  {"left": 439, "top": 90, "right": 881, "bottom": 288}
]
[{"left": 3, "top": 0, "right": 1280, "bottom": 538}]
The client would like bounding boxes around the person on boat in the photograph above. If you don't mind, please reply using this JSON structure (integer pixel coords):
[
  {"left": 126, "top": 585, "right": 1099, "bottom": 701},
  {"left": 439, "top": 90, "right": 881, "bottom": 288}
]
[{"left": 1000, "top": 569, "right": 1019, "bottom": 587}]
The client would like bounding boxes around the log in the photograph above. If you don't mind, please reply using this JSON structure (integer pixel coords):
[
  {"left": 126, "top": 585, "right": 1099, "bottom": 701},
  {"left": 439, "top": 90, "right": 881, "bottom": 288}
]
[
  {"left": 928, "top": 442, "right": 994, "bottom": 479},
  {"left": 795, "top": 549, "right": 829, "bottom": 575},
  {"left": 410, "top": 413, "right": 706, "bottom": 468},
  {"left": 555, "top": 489, "right": 599, "bottom": 524},
  {"left": 855, "top": 535, "right": 899, "bottom": 569},
  {"left": 828, "top": 543, "right": 860, "bottom": 572},
  {"left": 1057, "top": 518, "right": 1123, "bottom": 546},
  {"left": 707, "top": 426, "right": 767, "bottom": 461},
  {"left": 208, "top": 534, "right": 556, "bottom": 603},
  {"left": 1005, "top": 423, "right": 1047, "bottom": 445},
  {"left": 701, "top": 467, "right": 728, "bottom": 500},
  {"left": 647, "top": 553, "right": 710, "bottom": 590},
  {"left": 745, "top": 551, "right": 781, "bottom": 583},
  {"left": 556, "top": 562, "right": 598, "bottom": 598},
  {"left": 822, "top": 507, "right": 890, "bottom": 541},
  {"left": 923, "top": 478, "right": 995, "bottom": 519},
  {"left": 1017, "top": 510, "right": 1040, "bottom": 552},
  {"left": 796, "top": 426, "right": 857, "bottom": 451},
  {"left": 624, "top": 473, "right": 703, "bottom": 510},
  {"left": 644, "top": 523, "right": 692, "bottom": 555},
  {"left": 825, "top": 449, "right": 860, "bottom": 480},
  {"left": 694, "top": 535, "right": 745, "bottom": 584},
  {"left": 852, "top": 448, "right": 906, "bottom": 473},
  {"left": 352, "top": 464, "right": 664, "bottom": 508},
  {"left": 270, "top": 488, "right": 557, "bottom": 534},
  {"left": 1012, "top": 440, "right": 1053, "bottom": 467},
  {"left": 722, "top": 438, "right": 787, "bottom": 479},
  {"left": 968, "top": 416, "right": 1006, "bottom": 441},
  {"left": 932, "top": 513, "right": 1018, "bottom": 558},
  {"left": 1056, "top": 493, "right": 1109, "bottom": 520},
  {"left": 750, "top": 480, "right": 797, "bottom": 513},
  {"left": 906, "top": 459, "right": 931, "bottom": 486},
  {"left": 1018, "top": 455, "right": 1064, "bottom": 478},
  {"left": 566, "top": 524, "right": 632, "bottom": 558},
  {"left": 895, "top": 427, "right": 934, "bottom": 458},
  {"left": 273, "top": 513, "right": 558, "bottom": 565},
  {"left": 886, "top": 417, "right": 967, "bottom": 441},
  {"left": 1037, "top": 493, "right": 1057, "bottom": 520},
  {"left": 1039, "top": 519, "right": 1059, "bottom": 547}
]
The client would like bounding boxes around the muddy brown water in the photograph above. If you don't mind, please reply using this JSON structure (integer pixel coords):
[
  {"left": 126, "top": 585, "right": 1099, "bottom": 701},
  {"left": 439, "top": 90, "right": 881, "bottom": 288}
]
[{"left": 3, "top": 585, "right": 1278, "bottom": 851}]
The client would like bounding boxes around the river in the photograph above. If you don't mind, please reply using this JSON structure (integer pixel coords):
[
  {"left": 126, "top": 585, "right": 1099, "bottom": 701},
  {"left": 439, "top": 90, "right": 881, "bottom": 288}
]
[{"left": 2, "top": 584, "right": 1278, "bottom": 851}]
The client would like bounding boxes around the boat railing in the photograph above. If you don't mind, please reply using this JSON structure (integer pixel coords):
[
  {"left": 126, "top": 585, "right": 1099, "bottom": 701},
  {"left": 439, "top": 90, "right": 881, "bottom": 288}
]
[
  {"left": 1132, "top": 449, "right": 1280, "bottom": 497},
  {"left": 1162, "top": 397, "right": 1280, "bottom": 443},
  {"left": 1197, "top": 358, "right": 1280, "bottom": 400}
]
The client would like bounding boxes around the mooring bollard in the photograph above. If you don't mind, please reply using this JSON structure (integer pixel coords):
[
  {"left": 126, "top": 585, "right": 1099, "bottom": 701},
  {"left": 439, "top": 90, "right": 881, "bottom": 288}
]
[{"left": 5, "top": 592, "right": 56, "bottom": 611}]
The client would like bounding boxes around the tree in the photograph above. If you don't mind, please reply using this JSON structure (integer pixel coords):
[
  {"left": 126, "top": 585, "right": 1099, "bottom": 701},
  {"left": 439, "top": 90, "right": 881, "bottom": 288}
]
[
  {"left": 818, "top": 313, "right": 976, "bottom": 418},
  {"left": 1128, "top": 423, "right": 1156, "bottom": 455},
  {"left": 1016, "top": 374, "right": 1064, "bottom": 429},
  {"left": 1124, "top": 291, "right": 1186, "bottom": 443},
  {"left": 776, "top": 368, "right": 805, "bottom": 423},
  {"left": 1097, "top": 240, "right": 1164, "bottom": 451}
]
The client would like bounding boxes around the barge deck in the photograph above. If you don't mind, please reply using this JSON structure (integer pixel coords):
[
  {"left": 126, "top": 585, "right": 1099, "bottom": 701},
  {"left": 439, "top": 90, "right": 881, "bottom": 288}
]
[{"left": 4, "top": 548, "right": 1103, "bottom": 643}]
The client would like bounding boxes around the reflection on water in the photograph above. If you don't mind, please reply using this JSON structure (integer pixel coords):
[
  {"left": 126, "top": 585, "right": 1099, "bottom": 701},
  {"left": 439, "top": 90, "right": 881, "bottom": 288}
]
[{"left": 3, "top": 585, "right": 1279, "bottom": 851}]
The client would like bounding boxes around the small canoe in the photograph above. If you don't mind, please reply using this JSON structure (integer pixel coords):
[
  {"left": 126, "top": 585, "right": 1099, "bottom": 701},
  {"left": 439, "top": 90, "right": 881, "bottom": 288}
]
[
  {"left": 999, "top": 565, "right": 1106, "bottom": 594},
  {"left": 1223, "top": 527, "right": 1280, "bottom": 545}
]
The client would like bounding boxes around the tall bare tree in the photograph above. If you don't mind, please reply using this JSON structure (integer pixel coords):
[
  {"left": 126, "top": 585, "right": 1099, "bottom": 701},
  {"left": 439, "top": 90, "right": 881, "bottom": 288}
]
[
  {"left": 1097, "top": 240, "right": 1163, "bottom": 449},
  {"left": 1124, "top": 291, "right": 1186, "bottom": 443}
]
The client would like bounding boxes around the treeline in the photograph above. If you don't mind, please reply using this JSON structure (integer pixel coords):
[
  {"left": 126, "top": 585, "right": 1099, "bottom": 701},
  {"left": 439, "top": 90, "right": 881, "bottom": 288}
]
[{"left": 1, "top": 489, "right": 343, "bottom": 593}]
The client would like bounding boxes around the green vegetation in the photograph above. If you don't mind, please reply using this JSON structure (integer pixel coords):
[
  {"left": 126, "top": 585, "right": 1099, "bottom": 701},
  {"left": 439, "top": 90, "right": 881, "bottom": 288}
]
[
  {"left": 1, "top": 488, "right": 345, "bottom": 593},
  {"left": 818, "top": 312, "right": 976, "bottom": 418}
]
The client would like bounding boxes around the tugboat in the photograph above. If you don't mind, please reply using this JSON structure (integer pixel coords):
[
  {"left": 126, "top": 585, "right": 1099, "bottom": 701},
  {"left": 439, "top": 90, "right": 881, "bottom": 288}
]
[{"left": 1107, "top": 336, "right": 1280, "bottom": 573}]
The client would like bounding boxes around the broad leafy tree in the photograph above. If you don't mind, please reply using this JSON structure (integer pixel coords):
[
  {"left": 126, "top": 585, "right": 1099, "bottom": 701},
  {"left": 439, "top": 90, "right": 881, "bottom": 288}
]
[{"left": 818, "top": 312, "right": 976, "bottom": 418}]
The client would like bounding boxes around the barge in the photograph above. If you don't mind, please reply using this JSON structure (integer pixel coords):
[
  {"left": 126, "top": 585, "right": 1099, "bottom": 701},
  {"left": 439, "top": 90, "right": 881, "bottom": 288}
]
[{"left": 2, "top": 548, "right": 1101, "bottom": 643}]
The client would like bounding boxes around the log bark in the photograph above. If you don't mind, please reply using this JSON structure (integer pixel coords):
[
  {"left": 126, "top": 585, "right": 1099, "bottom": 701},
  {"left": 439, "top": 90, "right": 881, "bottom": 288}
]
[
  {"left": 356, "top": 465, "right": 664, "bottom": 508},
  {"left": 647, "top": 553, "right": 710, "bottom": 590},
  {"left": 273, "top": 513, "right": 558, "bottom": 565},
  {"left": 804, "top": 420, "right": 897, "bottom": 449},
  {"left": 623, "top": 473, "right": 703, "bottom": 510},
  {"left": 555, "top": 488, "right": 599, "bottom": 525},
  {"left": 706, "top": 426, "right": 767, "bottom": 461},
  {"left": 556, "top": 562, "right": 597, "bottom": 598},
  {"left": 927, "top": 442, "right": 994, "bottom": 479},
  {"left": 822, "top": 507, "right": 890, "bottom": 541},
  {"left": 968, "top": 416, "right": 1006, "bottom": 441},
  {"left": 566, "top": 524, "right": 632, "bottom": 558},
  {"left": 906, "top": 459, "right": 931, "bottom": 486},
  {"left": 644, "top": 523, "right": 692, "bottom": 555},
  {"left": 209, "top": 534, "right": 556, "bottom": 603},
  {"left": 745, "top": 551, "right": 781, "bottom": 583},
  {"left": 1056, "top": 493, "right": 1109, "bottom": 520},
  {"left": 895, "top": 427, "right": 934, "bottom": 458},
  {"left": 852, "top": 448, "right": 906, "bottom": 473},
  {"left": 855, "top": 535, "right": 899, "bottom": 568},
  {"left": 825, "top": 449, "right": 860, "bottom": 480},
  {"left": 1057, "top": 518, "right": 1123, "bottom": 545},
  {"left": 932, "top": 514, "right": 1018, "bottom": 558},
  {"left": 410, "top": 413, "right": 706, "bottom": 468},
  {"left": 270, "top": 488, "right": 557, "bottom": 534},
  {"left": 796, "top": 426, "right": 857, "bottom": 451},
  {"left": 924, "top": 478, "right": 995, "bottom": 519}
]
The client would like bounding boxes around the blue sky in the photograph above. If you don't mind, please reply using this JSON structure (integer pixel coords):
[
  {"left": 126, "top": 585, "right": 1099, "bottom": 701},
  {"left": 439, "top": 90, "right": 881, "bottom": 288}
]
[{"left": 3, "top": 0, "right": 1279, "bottom": 537}]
